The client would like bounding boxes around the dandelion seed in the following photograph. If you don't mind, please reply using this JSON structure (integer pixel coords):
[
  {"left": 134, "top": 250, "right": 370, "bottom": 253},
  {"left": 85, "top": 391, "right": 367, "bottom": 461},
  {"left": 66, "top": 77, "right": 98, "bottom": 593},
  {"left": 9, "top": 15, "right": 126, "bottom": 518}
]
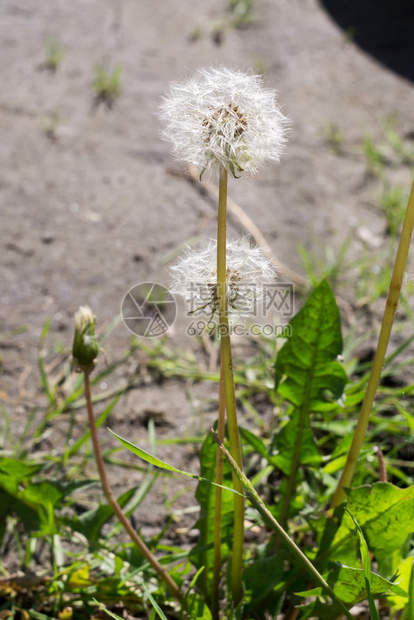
[
  {"left": 170, "top": 238, "right": 276, "bottom": 317},
  {"left": 160, "top": 66, "right": 289, "bottom": 178}
]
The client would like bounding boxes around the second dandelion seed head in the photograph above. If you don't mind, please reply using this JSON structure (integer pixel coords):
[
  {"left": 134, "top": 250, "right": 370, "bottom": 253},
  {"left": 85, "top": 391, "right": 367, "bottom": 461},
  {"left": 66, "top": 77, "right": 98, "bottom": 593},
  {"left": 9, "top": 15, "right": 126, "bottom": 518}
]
[{"left": 170, "top": 238, "right": 277, "bottom": 317}]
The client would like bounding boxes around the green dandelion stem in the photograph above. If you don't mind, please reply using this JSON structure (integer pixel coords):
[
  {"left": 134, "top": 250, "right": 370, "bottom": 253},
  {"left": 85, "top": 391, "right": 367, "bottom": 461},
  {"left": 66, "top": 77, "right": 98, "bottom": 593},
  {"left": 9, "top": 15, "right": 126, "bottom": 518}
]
[
  {"left": 217, "top": 164, "right": 244, "bottom": 606},
  {"left": 331, "top": 177, "right": 414, "bottom": 508}
]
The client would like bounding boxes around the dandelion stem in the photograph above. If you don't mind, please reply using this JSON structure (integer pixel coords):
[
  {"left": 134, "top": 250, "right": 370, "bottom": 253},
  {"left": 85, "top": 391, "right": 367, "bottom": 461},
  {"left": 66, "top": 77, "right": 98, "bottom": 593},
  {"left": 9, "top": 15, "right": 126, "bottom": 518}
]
[
  {"left": 83, "top": 370, "right": 183, "bottom": 603},
  {"left": 331, "top": 178, "right": 414, "bottom": 508},
  {"left": 212, "top": 355, "right": 226, "bottom": 620},
  {"left": 211, "top": 430, "right": 355, "bottom": 620},
  {"left": 217, "top": 165, "right": 244, "bottom": 605}
]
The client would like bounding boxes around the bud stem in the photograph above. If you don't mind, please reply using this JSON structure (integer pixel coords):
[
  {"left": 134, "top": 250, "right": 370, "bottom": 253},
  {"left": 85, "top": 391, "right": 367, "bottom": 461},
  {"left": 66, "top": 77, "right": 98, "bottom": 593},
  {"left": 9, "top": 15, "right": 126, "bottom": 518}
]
[{"left": 83, "top": 370, "right": 183, "bottom": 602}]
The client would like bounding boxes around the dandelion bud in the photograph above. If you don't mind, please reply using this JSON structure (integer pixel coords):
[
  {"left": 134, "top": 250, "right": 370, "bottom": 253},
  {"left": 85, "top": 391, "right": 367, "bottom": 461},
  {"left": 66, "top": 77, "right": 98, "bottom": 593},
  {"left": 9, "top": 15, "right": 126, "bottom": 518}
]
[
  {"left": 160, "top": 66, "right": 289, "bottom": 178},
  {"left": 72, "top": 305, "right": 99, "bottom": 372}
]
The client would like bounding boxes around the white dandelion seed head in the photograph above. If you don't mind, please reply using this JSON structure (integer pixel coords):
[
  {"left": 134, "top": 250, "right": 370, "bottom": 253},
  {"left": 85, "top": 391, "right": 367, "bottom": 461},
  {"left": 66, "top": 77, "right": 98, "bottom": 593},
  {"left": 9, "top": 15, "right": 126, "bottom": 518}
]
[
  {"left": 159, "top": 66, "right": 289, "bottom": 178},
  {"left": 170, "top": 238, "right": 277, "bottom": 317}
]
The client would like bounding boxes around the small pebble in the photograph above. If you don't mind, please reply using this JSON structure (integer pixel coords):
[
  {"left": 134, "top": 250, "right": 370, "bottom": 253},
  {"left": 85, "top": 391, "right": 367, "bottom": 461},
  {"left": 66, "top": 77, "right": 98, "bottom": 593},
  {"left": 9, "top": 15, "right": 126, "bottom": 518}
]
[{"left": 41, "top": 233, "right": 54, "bottom": 244}]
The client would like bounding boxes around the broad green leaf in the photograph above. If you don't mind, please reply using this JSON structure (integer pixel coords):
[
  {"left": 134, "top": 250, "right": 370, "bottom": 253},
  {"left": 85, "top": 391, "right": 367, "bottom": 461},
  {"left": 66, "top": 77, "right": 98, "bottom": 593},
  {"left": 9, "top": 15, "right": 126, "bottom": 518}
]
[
  {"left": 275, "top": 279, "right": 347, "bottom": 412},
  {"left": 0, "top": 489, "right": 39, "bottom": 541},
  {"left": 243, "top": 552, "right": 286, "bottom": 609},
  {"left": 191, "top": 431, "right": 234, "bottom": 598},
  {"left": 327, "top": 564, "right": 407, "bottom": 605},
  {"left": 109, "top": 429, "right": 242, "bottom": 496},
  {"left": 273, "top": 280, "right": 347, "bottom": 477},
  {"left": 238, "top": 427, "right": 270, "bottom": 462},
  {"left": 0, "top": 457, "right": 42, "bottom": 492},
  {"left": 333, "top": 483, "right": 414, "bottom": 571},
  {"left": 297, "top": 564, "right": 407, "bottom": 618},
  {"left": 181, "top": 567, "right": 212, "bottom": 618},
  {"left": 271, "top": 409, "right": 321, "bottom": 475},
  {"left": 0, "top": 458, "right": 92, "bottom": 538}
]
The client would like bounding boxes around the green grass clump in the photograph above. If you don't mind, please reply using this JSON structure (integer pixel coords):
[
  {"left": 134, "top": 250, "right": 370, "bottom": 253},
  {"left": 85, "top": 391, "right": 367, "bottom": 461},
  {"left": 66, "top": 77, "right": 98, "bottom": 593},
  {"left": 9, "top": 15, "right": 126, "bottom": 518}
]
[
  {"left": 93, "top": 62, "right": 122, "bottom": 108},
  {"left": 44, "top": 38, "right": 65, "bottom": 72}
]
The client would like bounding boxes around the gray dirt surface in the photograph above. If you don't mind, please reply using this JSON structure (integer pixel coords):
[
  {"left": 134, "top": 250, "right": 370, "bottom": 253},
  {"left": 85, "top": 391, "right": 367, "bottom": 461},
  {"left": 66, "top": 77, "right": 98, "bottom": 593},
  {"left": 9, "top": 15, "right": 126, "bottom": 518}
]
[{"left": 2, "top": 0, "right": 414, "bottom": 552}]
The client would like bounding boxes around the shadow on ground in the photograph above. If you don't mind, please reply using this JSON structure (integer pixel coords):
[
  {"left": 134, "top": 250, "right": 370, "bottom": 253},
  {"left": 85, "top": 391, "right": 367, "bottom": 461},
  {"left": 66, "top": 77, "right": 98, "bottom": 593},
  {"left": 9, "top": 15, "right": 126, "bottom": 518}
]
[{"left": 320, "top": 0, "right": 414, "bottom": 82}]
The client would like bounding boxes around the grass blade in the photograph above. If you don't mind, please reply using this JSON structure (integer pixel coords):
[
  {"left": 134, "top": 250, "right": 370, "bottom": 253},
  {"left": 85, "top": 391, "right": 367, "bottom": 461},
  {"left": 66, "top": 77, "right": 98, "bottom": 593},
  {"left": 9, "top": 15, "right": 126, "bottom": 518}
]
[
  {"left": 109, "top": 429, "right": 242, "bottom": 496},
  {"left": 345, "top": 508, "right": 379, "bottom": 620}
]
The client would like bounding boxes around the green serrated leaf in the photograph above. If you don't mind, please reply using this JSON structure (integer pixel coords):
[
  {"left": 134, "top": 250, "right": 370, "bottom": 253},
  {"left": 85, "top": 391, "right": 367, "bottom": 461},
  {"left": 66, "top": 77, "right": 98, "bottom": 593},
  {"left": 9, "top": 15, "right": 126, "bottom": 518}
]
[
  {"left": 275, "top": 279, "right": 347, "bottom": 412},
  {"left": 238, "top": 427, "right": 269, "bottom": 461},
  {"left": 297, "top": 563, "right": 407, "bottom": 619},
  {"left": 243, "top": 552, "right": 286, "bottom": 609},
  {"left": 0, "top": 489, "right": 40, "bottom": 541},
  {"left": 0, "top": 458, "right": 67, "bottom": 536},
  {"left": 333, "top": 483, "right": 414, "bottom": 572},
  {"left": 271, "top": 409, "right": 322, "bottom": 475},
  {"left": 327, "top": 563, "right": 407, "bottom": 605},
  {"left": 272, "top": 281, "right": 347, "bottom": 485}
]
